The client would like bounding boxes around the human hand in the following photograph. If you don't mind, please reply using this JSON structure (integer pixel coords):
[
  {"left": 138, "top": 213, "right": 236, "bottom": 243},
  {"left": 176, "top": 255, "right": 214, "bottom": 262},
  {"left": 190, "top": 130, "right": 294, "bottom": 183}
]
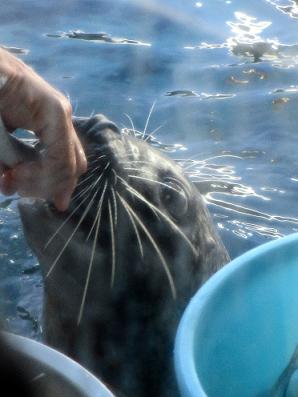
[{"left": 0, "top": 48, "right": 87, "bottom": 211}]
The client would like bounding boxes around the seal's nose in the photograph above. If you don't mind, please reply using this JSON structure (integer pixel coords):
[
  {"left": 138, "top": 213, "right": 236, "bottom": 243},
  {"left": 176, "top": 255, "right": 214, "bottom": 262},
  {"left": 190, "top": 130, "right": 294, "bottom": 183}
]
[
  {"left": 72, "top": 114, "right": 121, "bottom": 141},
  {"left": 72, "top": 114, "right": 125, "bottom": 175}
]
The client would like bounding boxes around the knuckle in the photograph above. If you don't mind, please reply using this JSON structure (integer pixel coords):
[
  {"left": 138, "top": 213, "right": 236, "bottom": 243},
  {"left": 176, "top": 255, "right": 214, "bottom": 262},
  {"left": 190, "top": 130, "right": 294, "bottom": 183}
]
[
  {"left": 56, "top": 96, "right": 72, "bottom": 117},
  {"left": 49, "top": 94, "right": 72, "bottom": 124}
]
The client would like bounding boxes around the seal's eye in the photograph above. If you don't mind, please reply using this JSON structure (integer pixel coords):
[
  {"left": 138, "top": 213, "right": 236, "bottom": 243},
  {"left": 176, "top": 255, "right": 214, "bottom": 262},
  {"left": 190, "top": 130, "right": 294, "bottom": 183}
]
[{"left": 160, "top": 181, "right": 188, "bottom": 220}]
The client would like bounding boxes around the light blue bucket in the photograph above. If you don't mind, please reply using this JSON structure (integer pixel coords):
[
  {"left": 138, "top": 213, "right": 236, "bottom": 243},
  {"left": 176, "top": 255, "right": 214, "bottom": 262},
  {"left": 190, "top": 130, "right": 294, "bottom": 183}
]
[{"left": 174, "top": 233, "right": 298, "bottom": 397}]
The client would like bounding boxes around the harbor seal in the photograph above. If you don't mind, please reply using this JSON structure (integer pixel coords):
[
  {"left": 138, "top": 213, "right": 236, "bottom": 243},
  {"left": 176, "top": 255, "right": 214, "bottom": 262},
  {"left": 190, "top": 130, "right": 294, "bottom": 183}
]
[{"left": 19, "top": 114, "right": 229, "bottom": 397}]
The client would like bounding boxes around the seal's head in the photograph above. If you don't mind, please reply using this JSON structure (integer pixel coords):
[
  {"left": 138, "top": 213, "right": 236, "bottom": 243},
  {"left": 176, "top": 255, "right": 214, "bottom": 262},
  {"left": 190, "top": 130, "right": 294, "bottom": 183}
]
[{"left": 19, "top": 114, "right": 229, "bottom": 397}]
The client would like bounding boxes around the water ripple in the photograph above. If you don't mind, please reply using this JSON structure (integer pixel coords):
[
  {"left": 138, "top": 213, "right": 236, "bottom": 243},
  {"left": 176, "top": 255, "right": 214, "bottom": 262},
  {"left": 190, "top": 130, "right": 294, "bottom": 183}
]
[
  {"left": 165, "top": 90, "right": 235, "bottom": 99},
  {"left": 207, "top": 194, "right": 298, "bottom": 224},
  {"left": 46, "top": 30, "right": 151, "bottom": 46},
  {"left": 186, "top": 11, "right": 298, "bottom": 64},
  {"left": 266, "top": 0, "right": 298, "bottom": 19},
  {"left": 1, "top": 45, "right": 29, "bottom": 55},
  {"left": 173, "top": 154, "right": 298, "bottom": 232},
  {"left": 228, "top": 220, "right": 283, "bottom": 239}
]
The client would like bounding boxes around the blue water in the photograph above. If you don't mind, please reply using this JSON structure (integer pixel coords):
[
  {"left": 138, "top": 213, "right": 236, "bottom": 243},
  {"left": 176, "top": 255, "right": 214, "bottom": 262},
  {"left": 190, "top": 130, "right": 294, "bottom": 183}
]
[{"left": 0, "top": 0, "right": 298, "bottom": 338}]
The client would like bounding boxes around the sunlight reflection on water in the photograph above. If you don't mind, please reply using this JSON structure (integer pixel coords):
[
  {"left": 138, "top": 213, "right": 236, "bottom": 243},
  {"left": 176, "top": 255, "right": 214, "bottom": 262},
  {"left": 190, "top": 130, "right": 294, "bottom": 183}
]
[{"left": 0, "top": 0, "right": 298, "bottom": 337}]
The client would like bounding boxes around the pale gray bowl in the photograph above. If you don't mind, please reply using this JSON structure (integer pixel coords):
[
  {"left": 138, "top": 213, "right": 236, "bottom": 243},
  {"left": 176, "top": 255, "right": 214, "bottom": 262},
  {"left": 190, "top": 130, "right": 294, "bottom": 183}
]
[{"left": 4, "top": 332, "right": 116, "bottom": 397}]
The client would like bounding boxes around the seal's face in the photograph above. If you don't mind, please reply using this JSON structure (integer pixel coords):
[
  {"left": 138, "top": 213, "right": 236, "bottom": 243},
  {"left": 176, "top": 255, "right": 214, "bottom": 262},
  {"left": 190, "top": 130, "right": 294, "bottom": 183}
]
[{"left": 18, "top": 115, "right": 229, "bottom": 397}]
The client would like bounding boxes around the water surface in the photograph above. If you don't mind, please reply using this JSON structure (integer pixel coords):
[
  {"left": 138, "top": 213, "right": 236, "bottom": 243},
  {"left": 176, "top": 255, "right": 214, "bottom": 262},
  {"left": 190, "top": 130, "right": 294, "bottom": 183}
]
[{"left": 0, "top": 0, "right": 298, "bottom": 338}]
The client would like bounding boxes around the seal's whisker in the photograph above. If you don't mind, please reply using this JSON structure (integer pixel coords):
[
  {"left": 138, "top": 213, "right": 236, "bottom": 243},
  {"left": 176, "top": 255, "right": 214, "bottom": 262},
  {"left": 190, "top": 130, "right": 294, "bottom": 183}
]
[
  {"left": 111, "top": 187, "right": 118, "bottom": 227},
  {"left": 76, "top": 166, "right": 103, "bottom": 189},
  {"left": 71, "top": 99, "right": 79, "bottom": 115},
  {"left": 144, "top": 122, "right": 165, "bottom": 142},
  {"left": 86, "top": 152, "right": 104, "bottom": 161},
  {"left": 165, "top": 175, "right": 192, "bottom": 195},
  {"left": 165, "top": 175, "right": 183, "bottom": 184},
  {"left": 123, "top": 167, "right": 156, "bottom": 176},
  {"left": 123, "top": 128, "right": 144, "bottom": 136},
  {"left": 112, "top": 169, "right": 118, "bottom": 186},
  {"left": 128, "top": 185, "right": 197, "bottom": 256},
  {"left": 75, "top": 162, "right": 106, "bottom": 190},
  {"left": 117, "top": 175, "right": 160, "bottom": 220},
  {"left": 86, "top": 155, "right": 107, "bottom": 169},
  {"left": 46, "top": 171, "right": 106, "bottom": 248},
  {"left": 82, "top": 160, "right": 111, "bottom": 191},
  {"left": 93, "top": 154, "right": 107, "bottom": 162},
  {"left": 45, "top": 190, "right": 92, "bottom": 249},
  {"left": 71, "top": 184, "right": 92, "bottom": 202},
  {"left": 128, "top": 175, "right": 182, "bottom": 193},
  {"left": 119, "top": 178, "right": 198, "bottom": 257},
  {"left": 89, "top": 109, "right": 96, "bottom": 118},
  {"left": 76, "top": 158, "right": 108, "bottom": 188},
  {"left": 108, "top": 200, "right": 116, "bottom": 287},
  {"left": 86, "top": 180, "right": 107, "bottom": 241},
  {"left": 117, "top": 193, "right": 176, "bottom": 298},
  {"left": 142, "top": 101, "right": 156, "bottom": 140},
  {"left": 87, "top": 154, "right": 107, "bottom": 163},
  {"left": 119, "top": 160, "right": 152, "bottom": 165},
  {"left": 123, "top": 113, "right": 136, "bottom": 137},
  {"left": 124, "top": 168, "right": 158, "bottom": 180},
  {"left": 46, "top": 185, "right": 101, "bottom": 279},
  {"left": 86, "top": 154, "right": 104, "bottom": 162},
  {"left": 118, "top": 193, "right": 144, "bottom": 258},
  {"left": 77, "top": 188, "right": 104, "bottom": 325},
  {"left": 71, "top": 180, "right": 99, "bottom": 203}
]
